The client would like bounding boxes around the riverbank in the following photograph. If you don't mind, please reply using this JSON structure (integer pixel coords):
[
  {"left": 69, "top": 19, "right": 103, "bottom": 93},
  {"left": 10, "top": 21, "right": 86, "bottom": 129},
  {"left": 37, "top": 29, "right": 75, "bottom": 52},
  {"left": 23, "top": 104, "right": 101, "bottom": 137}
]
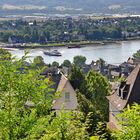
[{"left": 1, "top": 37, "right": 140, "bottom": 49}]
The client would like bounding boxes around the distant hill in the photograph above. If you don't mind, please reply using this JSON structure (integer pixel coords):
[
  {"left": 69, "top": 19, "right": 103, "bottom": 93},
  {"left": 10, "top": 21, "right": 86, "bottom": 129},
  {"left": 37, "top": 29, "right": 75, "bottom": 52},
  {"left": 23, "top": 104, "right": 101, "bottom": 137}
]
[{"left": 0, "top": 0, "right": 140, "bottom": 14}]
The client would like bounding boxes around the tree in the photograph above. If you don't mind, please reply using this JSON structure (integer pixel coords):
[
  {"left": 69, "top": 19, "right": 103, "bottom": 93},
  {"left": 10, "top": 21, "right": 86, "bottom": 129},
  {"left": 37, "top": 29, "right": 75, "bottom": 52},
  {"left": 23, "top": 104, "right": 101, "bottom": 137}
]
[
  {"left": 77, "top": 90, "right": 95, "bottom": 116},
  {"left": 116, "top": 104, "right": 140, "bottom": 140},
  {"left": 96, "top": 58, "right": 106, "bottom": 73},
  {"left": 42, "top": 111, "right": 89, "bottom": 140},
  {"left": 0, "top": 48, "right": 11, "bottom": 60},
  {"left": 0, "top": 53, "right": 53, "bottom": 139},
  {"left": 133, "top": 49, "right": 140, "bottom": 59},
  {"left": 62, "top": 59, "right": 71, "bottom": 67},
  {"left": 33, "top": 56, "right": 45, "bottom": 67},
  {"left": 39, "top": 35, "right": 46, "bottom": 44},
  {"left": 96, "top": 58, "right": 105, "bottom": 67},
  {"left": 95, "top": 122, "right": 111, "bottom": 140},
  {"left": 77, "top": 90, "right": 110, "bottom": 137},
  {"left": 52, "top": 61, "right": 59, "bottom": 67},
  {"left": 24, "top": 34, "right": 31, "bottom": 43},
  {"left": 1, "top": 31, "right": 13, "bottom": 42},
  {"left": 73, "top": 55, "right": 86, "bottom": 67},
  {"left": 84, "top": 71, "right": 110, "bottom": 120},
  {"left": 69, "top": 65, "right": 85, "bottom": 90},
  {"left": 31, "top": 29, "right": 39, "bottom": 43}
]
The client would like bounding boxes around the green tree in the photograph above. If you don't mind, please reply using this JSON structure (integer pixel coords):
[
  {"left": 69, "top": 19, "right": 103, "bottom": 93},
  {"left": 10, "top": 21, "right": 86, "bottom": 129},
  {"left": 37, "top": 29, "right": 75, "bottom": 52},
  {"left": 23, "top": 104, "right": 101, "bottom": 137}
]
[
  {"left": 42, "top": 111, "right": 89, "bottom": 140},
  {"left": 24, "top": 34, "right": 31, "bottom": 43},
  {"left": 95, "top": 122, "right": 111, "bottom": 140},
  {"left": 0, "top": 48, "right": 11, "bottom": 60},
  {"left": 85, "top": 71, "right": 110, "bottom": 120},
  {"left": 96, "top": 58, "right": 106, "bottom": 73},
  {"left": 77, "top": 90, "right": 111, "bottom": 138},
  {"left": 1, "top": 31, "right": 13, "bottom": 42},
  {"left": 69, "top": 65, "right": 85, "bottom": 90},
  {"left": 133, "top": 49, "right": 140, "bottom": 59},
  {"left": 62, "top": 59, "right": 71, "bottom": 67},
  {"left": 31, "top": 29, "right": 39, "bottom": 43},
  {"left": 96, "top": 58, "right": 105, "bottom": 68},
  {"left": 39, "top": 35, "right": 46, "bottom": 44},
  {"left": 77, "top": 90, "right": 95, "bottom": 116},
  {"left": 73, "top": 55, "right": 86, "bottom": 67},
  {"left": 116, "top": 104, "right": 140, "bottom": 140},
  {"left": 52, "top": 61, "right": 59, "bottom": 67},
  {"left": 0, "top": 53, "right": 53, "bottom": 139},
  {"left": 33, "top": 56, "right": 45, "bottom": 67}
]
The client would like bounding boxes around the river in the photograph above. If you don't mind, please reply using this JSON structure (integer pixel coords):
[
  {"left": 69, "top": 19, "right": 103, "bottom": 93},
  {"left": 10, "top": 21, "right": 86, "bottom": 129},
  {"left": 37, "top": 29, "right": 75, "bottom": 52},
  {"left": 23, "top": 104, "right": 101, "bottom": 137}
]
[{"left": 9, "top": 40, "right": 140, "bottom": 65}]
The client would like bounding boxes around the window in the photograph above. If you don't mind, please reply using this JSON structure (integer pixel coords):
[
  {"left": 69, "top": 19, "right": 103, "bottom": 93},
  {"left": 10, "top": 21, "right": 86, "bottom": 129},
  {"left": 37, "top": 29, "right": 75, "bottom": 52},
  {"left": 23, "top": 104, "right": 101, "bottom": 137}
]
[{"left": 65, "top": 92, "right": 70, "bottom": 101}]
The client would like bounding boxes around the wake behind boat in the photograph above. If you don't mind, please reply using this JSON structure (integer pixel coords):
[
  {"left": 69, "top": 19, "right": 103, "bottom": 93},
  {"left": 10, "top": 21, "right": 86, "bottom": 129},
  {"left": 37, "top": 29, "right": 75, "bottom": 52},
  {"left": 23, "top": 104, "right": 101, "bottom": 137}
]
[{"left": 43, "top": 50, "right": 62, "bottom": 56}]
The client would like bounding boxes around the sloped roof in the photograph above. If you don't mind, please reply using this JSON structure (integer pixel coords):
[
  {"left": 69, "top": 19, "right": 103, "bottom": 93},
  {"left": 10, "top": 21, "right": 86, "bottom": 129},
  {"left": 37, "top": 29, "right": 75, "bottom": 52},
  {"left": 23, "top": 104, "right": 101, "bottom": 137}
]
[
  {"left": 107, "top": 63, "right": 140, "bottom": 111},
  {"left": 57, "top": 75, "right": 68, "bottom": 92}
]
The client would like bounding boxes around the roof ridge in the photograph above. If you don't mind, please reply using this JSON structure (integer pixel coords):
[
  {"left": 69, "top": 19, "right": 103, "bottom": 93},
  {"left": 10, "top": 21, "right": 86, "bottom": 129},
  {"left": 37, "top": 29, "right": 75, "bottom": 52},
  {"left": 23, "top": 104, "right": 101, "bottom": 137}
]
[{"left": 57, "top": 74, "right": 68, "bottom": 92}]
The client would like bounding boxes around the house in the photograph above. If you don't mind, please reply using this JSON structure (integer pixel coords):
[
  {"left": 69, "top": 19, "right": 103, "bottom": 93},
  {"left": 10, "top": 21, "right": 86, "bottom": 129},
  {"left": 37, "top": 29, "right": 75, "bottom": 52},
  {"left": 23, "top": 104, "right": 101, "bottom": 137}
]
[
  {"left": 107, "top": 63, "right": 140, "bottom": 129},
  {"left": 127, "top": 57, "right": 135, "bottom": 65},
  {"left": 82, "top": 64, "right": 91, "bottom": 75},
  {"left": 42, "top": 68, "right": 78, "bottom": 113},
  {"left": 110, "top": 70, "right": 121, "bottom": 79},
  {"left": 120, "top": 62, "right": 134, "bottom": 75},
  {"left": 53, "top": 74, "right": 78, "bottom": 114},
  {"left": 91, "top": 61, "right": 100, "bottom": 72},
  {"left": 127, "top": 57, "right": 140, "bottom": 66},
  {"left": 107, "top": 64, "right": 121, "bottom": 80}
]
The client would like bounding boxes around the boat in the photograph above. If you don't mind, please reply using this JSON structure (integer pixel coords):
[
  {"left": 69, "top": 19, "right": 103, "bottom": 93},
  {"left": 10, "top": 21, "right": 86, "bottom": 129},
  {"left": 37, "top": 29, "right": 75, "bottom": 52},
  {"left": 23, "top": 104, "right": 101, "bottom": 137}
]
[
  {"left": 67, "top": 45, "right": 81, "bottom": 49},
  {"left": 43, "top": 50, "right": 62, "bottom": 56}
]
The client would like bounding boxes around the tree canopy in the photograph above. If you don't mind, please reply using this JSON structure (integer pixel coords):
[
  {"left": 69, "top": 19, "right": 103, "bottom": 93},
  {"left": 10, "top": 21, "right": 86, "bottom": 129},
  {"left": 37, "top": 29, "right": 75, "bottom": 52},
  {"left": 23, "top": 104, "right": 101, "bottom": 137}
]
[
  {"left": 0, "top": 51, "right": 89, "bottom": 139},
  {"left": 133, "top": 49, "right": 140, "bottom": 59},
  {"left": 62, "top": 59, "right": 71, "bottom": 67},
  {"left": 33, "top": 56, "right": 45, "bottom": 67},
  {"left": 73, "top": 55, "right": 86, "bottom": 67},
  {"left": 116, "top": 104, "right": 140, "bottom": 140},
  {"left": 69, "top": 65, "right": 85, "bottom": 90},
  {"left": 85, "top": 71, "right": 110, "bottom": 120}
]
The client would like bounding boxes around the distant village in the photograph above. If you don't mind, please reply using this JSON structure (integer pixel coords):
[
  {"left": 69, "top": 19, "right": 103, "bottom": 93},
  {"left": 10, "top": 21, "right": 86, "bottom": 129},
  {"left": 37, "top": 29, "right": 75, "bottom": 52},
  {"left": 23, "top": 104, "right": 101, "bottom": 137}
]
[{"left": 1, "top": 16, "right": 140, "bottom": 45}]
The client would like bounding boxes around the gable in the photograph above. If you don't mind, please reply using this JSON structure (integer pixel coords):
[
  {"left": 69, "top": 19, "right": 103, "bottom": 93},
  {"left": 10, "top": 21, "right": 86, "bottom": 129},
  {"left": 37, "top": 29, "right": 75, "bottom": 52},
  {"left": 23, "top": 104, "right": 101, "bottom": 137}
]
[{"left": 53, "top": 75, "right": 78, "bottom": 111}]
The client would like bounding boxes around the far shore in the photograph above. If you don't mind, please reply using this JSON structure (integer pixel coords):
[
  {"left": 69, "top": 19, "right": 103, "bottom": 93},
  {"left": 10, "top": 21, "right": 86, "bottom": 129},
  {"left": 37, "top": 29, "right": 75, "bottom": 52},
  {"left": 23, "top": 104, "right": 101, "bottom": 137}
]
[{"left": 1, "top": 37, "right": 140, "bottom": 49}]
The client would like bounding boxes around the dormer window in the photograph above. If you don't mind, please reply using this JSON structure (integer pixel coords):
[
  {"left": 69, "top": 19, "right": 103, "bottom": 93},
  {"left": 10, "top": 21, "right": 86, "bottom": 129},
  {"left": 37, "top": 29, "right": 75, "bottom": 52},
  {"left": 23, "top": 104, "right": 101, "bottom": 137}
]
[
  {"left": 121, "top": 84, "right": 130, "bottom": 99},
  {"left": 118, "top": 81, "right": 130, "bottom": 100}
]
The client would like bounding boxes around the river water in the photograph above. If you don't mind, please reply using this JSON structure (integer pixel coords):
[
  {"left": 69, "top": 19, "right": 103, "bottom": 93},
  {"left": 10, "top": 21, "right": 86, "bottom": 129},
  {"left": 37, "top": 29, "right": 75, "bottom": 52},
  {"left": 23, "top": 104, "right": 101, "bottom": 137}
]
[{"left": 10, "top": 40, "right": 140, "bottom": 65}]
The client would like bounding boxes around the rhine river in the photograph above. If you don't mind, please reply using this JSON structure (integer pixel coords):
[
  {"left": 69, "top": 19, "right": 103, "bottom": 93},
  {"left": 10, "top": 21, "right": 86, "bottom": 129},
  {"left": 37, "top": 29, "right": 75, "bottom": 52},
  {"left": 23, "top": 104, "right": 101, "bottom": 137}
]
[{"left": 10, "top": 40, "right": 140, "bottom": 65}]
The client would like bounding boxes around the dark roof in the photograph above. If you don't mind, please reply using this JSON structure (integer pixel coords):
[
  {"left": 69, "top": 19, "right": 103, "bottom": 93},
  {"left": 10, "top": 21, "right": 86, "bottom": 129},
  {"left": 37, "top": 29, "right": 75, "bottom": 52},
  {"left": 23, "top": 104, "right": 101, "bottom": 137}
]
[
  {"left": 82, "top": 64, "right": 91, "bottom": 74},
  {"left": 108, "top": 64, "right": 119, "bottom": 69},
  {"left": 41, "top": 67, "right": 58, "bottom": 75},
  {"left": 40, "top": 67, "right": 61, "bottom": 91},
  {"left": 107, "top": 63, "right": 140, "bottom": 111}
]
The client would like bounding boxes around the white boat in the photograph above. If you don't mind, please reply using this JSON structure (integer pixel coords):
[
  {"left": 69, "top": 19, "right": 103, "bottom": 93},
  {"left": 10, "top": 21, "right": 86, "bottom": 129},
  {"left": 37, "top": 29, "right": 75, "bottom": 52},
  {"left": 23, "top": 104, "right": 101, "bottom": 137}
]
[{"left": 43, "top": 50, "right": 62, "bottom": 56}]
